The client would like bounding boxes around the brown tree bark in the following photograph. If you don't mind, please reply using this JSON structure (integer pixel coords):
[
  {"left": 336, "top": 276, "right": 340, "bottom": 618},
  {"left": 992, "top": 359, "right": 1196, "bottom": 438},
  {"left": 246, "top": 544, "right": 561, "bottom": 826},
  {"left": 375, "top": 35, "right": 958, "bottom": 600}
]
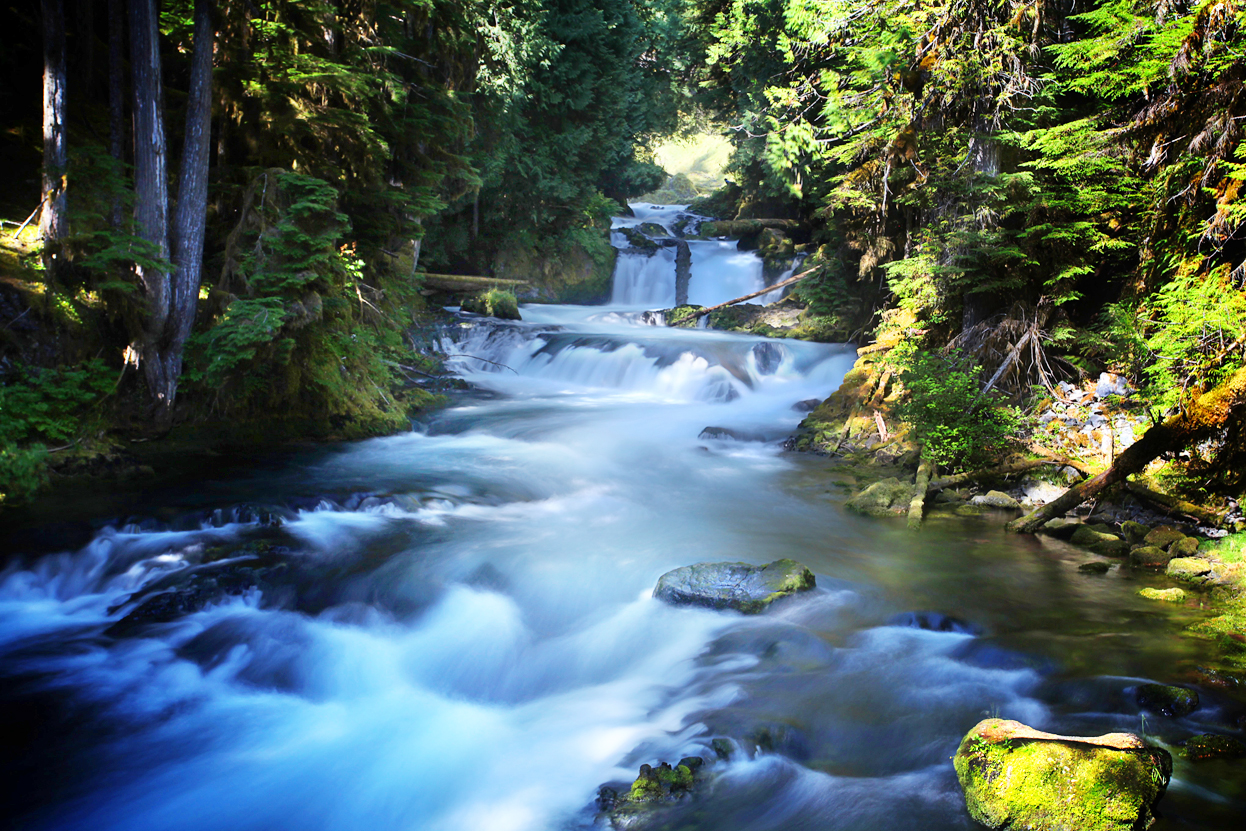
[
  {"left": 129, "top": 0, "right": 171, "bottom": 391},
  {"left": 41, "top": 0, "right": 68, "bottom": 278},
  {"left": 108, "top": 0, "right": 126, "bottom": 228},
  {"left": 1007, "top": 365, "right": 1246, "bottom": 533},
  {"left": 160, "top": 0, "right": 215, "bottom": 421},
  {"left": 128, "top": 0, "right": 215, "bottom": 427}
]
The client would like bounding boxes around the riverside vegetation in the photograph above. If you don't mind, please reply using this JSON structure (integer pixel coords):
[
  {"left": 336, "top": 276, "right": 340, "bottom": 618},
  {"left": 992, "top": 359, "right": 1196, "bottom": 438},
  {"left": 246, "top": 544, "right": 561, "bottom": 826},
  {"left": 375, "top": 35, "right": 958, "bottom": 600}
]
[{"left": 4, "top": 1, "right": 1246, "bottom": 829}]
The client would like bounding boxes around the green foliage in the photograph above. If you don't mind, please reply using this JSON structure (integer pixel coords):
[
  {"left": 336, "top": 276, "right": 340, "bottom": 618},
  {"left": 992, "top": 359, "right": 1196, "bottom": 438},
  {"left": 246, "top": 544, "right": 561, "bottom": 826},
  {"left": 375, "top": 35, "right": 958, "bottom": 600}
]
[
  {"left": 0, "top": 444, "right": 49, "bottom": 505},
  {"left": 461, "top": 288, "right": 521, "bottom": 319},
  {"left": 890, "top": 344, "right": 1018, "bottom": 470},
  {"left": 0, "top": 360, "right": 112, "bottom": 504},
  {"left": 0, "top": 360, "right": 113, "bottom": 446}
]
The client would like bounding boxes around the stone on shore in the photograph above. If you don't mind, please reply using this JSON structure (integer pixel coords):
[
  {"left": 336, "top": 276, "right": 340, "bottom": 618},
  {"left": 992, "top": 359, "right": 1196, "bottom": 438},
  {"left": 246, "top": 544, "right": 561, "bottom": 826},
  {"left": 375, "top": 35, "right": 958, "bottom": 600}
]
[
  {"left": 1121, "top": 521, "right": 1150, "bottom": 544},
  {"left": 653, "top": 559, "right": 815, "bottom": 614},
  {"left": 1129, "top": 546, "right": 1173, "bottom": 568},
  {"left": 1166, "top": 557, "right": 1213, "bottom": 582},
  {"left": 1169, "top": 536, "right": 1200, "bottom": 557},
  {"left": 970, "top": 490, "right": 1021, "bottom": 510},
  {"left": 1040, "top": 518, "right": 1080, "bottom": 538},
  {"left": 1143, "top": 526, "right": 1186, "bottom": 550},
  {"left": 954, "top": 718, "right": 1171, "bottom": 831}
]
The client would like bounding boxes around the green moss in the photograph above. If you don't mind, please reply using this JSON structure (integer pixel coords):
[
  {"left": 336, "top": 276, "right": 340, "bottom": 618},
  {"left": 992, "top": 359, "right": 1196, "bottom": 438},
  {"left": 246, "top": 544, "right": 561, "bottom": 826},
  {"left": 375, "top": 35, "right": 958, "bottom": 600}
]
[
  {"left": 461, "top": 288, "right": 520, "bottom": 320},
  {"left": 954, "top": 720, "right": 1171, "bottom": 831}
]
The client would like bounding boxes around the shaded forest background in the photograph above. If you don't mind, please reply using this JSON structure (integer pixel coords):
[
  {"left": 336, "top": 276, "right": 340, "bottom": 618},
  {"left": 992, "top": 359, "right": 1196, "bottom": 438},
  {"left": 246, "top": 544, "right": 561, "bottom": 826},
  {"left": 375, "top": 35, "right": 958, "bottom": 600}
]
[{"left": 2, "top": 0, "right": 1245, "bottom": 508}]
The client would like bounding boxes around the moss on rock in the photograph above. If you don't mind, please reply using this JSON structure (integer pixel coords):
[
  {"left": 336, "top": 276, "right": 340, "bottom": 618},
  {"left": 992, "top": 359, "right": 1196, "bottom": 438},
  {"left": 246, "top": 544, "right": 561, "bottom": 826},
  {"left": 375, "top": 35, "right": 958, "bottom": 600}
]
[
  {"left": 846, "top": 477, "right": 914, "bottom": 517},
  {"left": 1139, "top": 587, "right": 1187, "bottom": 603},
  {"left": 1136, "top": 683, "right": 1199, "bottom": 717},
  {"left": 954, "top": 718, "right": 1172, "bottom": 831},
  {"left": 653, "top": 559, "right": 815, "bottom": 613}
]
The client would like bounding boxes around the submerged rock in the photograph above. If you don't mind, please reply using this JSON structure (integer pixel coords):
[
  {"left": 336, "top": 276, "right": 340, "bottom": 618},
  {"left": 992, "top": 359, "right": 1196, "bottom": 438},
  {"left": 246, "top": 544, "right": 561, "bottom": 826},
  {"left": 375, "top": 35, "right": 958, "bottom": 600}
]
[
  {"left": 1079, "top": 561, "right": 1112, "bottom": 574},
  {"left": 698, "top": 426, "right": 765, "bottom": 442},
  {"left": 653, "top": 559, "right": 815, "bottom": 614},
  {"left": 845, "top": 477, "right": 913, "bottom": 517},
  {"left": 1040, "top": 517, "right": 1080, "bottom": 538},
  {"left": 954, "top": 718, "right": 1171, "bottom": 831},
  {"left": 1182, "top": 734, "right": 1246, "bottom": 762},
  {"left": 1136, "top": 683, "right": 1200, "bottom": 717}
]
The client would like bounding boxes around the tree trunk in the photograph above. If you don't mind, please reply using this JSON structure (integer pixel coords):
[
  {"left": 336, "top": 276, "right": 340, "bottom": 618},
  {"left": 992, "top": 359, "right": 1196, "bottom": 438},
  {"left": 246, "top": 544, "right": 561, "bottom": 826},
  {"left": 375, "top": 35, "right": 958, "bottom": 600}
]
[
  {"left": 108, "top": 0, "right": 126, "bottom": 228},
  {"left": 129, "top": 0, "right": 171, "bottom": 400},
  {"left": 159, "top": 0, "right": 215, "bottom": 424},
  {"left": 1007, "top": 365, "right": 1246, "bottom": 533},
  {"left": 41, "top": 0, "right": 68, "bottom": 278}
]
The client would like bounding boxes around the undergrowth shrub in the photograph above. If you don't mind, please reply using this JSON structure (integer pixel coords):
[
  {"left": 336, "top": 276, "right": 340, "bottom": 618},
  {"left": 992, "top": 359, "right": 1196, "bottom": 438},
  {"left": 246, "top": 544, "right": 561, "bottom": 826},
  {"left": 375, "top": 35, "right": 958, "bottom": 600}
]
[
  {"left": 0, "top": 359, "right": 113, "bottom": 503},
  {"left": 890, "top": 343, "right": 1019, "bottom": 471}
]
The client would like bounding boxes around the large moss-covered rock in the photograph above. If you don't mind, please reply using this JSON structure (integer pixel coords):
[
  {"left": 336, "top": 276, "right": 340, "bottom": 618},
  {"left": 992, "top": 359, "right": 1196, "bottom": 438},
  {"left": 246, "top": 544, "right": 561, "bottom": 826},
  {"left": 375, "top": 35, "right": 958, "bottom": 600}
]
[
  {"left": 1143, "top": 526, "right": 1186, "bottom": 550},
  {"left": 1129, "top": 546, "right": 1173, "bottom": 568},
  {"left": 971, "top": 490, "right": 1022, "bottom": 510},
  {"left": 954, "top": 718, "right": 1172, "bottom": 831},
  {"left": 653, "top": 559, "right": 815, "bottom": 614},
  {"left": 1167, "top": 557, "right": 1213, "bottom": 582},
  {"left": 460, "top": 288, "right": 521, "bottom": 320},
  {"left": 1169, "top": 536, "right": 1200, "bottom": 557},
  {"left": 1121, "top": 521, "right": 1151, "bottom": 544},
  {"left": 846, "top": 477, "right": 913, "bottom": 518},
  {"left": 1071, "top": 525, "right": 1129, "bottom": 556}
]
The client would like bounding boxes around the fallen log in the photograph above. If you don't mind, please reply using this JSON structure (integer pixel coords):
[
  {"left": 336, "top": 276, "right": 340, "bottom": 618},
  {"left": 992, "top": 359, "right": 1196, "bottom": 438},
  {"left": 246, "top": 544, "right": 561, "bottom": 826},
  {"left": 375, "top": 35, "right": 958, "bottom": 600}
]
[
  {"left": 1123, "top": 482, "right": 1227, "bottom": 526},
  {"left": 908, "top": 459, "right": 934, "bottom": 531},
  {"left": 418, "top": 273, "right": 528, "bottom": 292},
  {"left": 1007, "top": 364, "right": 1246, "bottom": 533},
  {"left": 928, "top": 458, "right": 1060, "bottom": 492},
  {"left": 700, "top": 219, "right": 800, "bottom": 237},
  {"left": 686, "top": 266, "right": 817, "bottom": 322}
]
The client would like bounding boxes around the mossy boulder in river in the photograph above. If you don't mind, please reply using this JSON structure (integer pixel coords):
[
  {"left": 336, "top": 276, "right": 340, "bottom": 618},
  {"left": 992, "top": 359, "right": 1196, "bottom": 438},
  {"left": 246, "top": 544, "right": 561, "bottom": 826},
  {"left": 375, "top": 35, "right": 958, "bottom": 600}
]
[
  {"left": 1136, "top": 683, "right": 1199, "bottom": 717},
  {"left": 598, "top": 758, "right": 703, "bottom": 830},
  {"left": 1166, "top": 557, "right": 1213, "bottom": 582},
  {"left": 1181, "top": 734, "right": 1246, "bottom": 761},
  {"left": 845, "top": 477, "right": 913, "bottom": 518},
  {"left": 954, "top": 718, "right": 1172, "bottom": 831},
  {"left": 653, "top": 559, "right": 815, "bottom": 613}
]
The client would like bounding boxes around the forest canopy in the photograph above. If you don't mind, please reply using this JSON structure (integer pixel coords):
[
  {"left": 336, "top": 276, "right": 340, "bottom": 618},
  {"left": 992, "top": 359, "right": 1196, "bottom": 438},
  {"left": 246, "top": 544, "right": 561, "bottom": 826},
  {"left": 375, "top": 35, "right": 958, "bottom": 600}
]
[{"left": 2, "top": 0, "right": 1245, "bottom": 505}]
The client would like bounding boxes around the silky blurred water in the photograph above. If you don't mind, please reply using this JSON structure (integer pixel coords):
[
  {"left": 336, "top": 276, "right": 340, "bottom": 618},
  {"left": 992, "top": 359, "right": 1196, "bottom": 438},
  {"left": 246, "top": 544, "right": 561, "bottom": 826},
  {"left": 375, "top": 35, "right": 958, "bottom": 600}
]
[{"left": 1, "top": 207, "right": 1243, "bottom": 830}]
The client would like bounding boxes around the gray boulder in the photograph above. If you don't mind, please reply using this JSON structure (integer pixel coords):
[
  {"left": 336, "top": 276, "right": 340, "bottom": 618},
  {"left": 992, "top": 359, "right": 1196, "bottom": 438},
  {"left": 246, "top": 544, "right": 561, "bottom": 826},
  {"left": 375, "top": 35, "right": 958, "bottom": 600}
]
[{"left": 654, "top": 559, "right": 815, "bottom": 614}]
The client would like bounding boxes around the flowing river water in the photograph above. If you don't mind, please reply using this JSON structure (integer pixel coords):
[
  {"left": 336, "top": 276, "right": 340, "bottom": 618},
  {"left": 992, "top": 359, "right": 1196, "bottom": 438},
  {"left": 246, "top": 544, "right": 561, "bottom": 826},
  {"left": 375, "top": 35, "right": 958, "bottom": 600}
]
[{"left": 1, "top": 205, "right": 1244, "bottom": 829}]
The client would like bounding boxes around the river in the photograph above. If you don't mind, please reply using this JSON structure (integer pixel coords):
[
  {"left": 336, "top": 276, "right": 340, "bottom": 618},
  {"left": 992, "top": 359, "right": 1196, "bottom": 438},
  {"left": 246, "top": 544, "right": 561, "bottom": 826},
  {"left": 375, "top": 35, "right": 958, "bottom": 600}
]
[{"left": 1, "top": 204, "right": 1243, "bottom": 830}]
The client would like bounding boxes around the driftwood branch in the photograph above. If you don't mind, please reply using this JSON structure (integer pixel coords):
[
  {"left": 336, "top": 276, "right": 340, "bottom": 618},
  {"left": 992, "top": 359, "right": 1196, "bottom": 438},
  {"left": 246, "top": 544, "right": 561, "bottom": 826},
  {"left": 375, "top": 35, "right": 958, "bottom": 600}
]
[
  {"left": 928, "top": 458, "right": 1062, "bottom": 492},
  {"left": 686, "top": 266, "right": 818, "bottom": 321}
]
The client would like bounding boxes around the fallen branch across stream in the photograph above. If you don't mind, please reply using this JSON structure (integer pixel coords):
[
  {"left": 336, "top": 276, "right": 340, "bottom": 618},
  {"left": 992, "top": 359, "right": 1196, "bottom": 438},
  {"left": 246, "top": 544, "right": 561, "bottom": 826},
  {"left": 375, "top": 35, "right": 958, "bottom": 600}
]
[
  {"left": 928, "top": 458, "right": 1067, "bottom": 493},
  {"left": 683, "top": 266, "right": 819, "bottom": 322}
]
